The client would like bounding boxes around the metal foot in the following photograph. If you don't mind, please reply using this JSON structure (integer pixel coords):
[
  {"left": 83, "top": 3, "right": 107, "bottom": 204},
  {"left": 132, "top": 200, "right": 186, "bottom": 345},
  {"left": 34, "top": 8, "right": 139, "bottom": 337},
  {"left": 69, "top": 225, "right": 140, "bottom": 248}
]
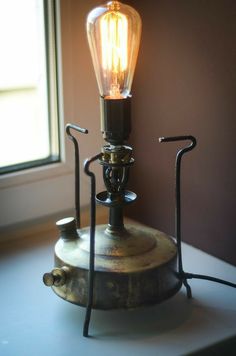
[
  {"left": 66, "top": 123, "right": 88, "bottom": 228},
  {"left": 83, "top": 310, "right": 91, "bottom": 337},
  {"left": 183, "top": 278, "right": 192, "bottom": 299}
]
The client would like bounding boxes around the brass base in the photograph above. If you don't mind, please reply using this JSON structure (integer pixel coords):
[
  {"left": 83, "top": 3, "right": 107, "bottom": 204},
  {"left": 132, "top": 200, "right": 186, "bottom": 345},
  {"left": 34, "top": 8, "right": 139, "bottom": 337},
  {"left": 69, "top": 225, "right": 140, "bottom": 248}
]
[{"left": 52, "top": 224, "right": 181, "bottom": 310}]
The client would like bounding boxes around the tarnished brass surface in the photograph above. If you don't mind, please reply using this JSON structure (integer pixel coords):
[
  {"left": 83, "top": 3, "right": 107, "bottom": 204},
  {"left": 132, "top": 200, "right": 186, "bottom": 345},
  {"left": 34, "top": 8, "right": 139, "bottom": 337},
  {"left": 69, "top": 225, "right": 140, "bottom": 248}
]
[
  {"left": 101, "top": 145, "right": 134, "bottom": 166},
  {"left": 50, "top": 224, "right": 181, "bottom": 309},
  {"left": 43, "top": 267, "right": 68, "bottom": 287}
]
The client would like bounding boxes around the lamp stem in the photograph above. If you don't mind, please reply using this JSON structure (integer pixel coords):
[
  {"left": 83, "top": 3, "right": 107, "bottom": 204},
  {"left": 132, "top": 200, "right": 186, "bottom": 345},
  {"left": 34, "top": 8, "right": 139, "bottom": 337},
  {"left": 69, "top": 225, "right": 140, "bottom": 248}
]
[{"left": 108, "top": 206, "right": 124, "bottom": 231}]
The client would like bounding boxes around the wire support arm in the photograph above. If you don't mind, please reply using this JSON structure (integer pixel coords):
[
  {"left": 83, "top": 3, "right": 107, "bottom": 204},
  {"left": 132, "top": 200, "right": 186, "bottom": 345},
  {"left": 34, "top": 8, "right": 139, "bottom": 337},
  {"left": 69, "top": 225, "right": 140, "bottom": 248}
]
[
  {"left": 83, "top": 152, "right": 103, "bottom": 337},
  {"left": 66, "top": 123, "right": 88, "bottom": 228},
  {"left": 159, "top": 135, "right": 197, "bottom": 299}
]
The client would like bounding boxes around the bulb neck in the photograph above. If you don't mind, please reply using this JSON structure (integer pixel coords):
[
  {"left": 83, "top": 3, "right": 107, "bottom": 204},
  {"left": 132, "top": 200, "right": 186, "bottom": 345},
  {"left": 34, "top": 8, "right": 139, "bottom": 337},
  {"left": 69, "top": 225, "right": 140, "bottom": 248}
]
[{"left": 100, "top": 96, "right": 131, "bottom": 145}]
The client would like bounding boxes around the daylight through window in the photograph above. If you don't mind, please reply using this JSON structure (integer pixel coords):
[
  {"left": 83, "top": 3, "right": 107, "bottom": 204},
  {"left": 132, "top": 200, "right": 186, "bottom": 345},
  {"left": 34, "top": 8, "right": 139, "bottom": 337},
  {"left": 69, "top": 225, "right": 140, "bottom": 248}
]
[{"left": 0, "top": 0, "right": 60, "bottom": 174}]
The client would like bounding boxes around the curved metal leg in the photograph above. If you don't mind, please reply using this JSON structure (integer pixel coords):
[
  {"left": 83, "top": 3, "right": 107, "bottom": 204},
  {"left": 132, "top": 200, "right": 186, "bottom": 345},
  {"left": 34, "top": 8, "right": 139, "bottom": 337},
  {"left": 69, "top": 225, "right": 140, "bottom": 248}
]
[
  {"left": 159, "top": 136, "right": 236, "bottom": 295},
  {"left": 159, "top": 135, "right": 197, "bottom": 299},
  {"left": 183, "top": 278, "right": 192, "bottom": 299},
  {"left": 83, "top": 153, "right": 103, "bottom": 337},
  {"left": 66, "top": 123, "right": 88, "bottom": 229}
]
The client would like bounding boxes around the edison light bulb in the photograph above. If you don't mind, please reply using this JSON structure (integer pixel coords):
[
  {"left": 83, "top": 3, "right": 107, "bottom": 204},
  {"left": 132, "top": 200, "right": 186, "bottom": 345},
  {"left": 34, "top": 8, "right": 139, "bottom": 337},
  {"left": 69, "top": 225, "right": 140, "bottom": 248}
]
[{"left": 87, "top": 1, "right": 141, "bottom": 99}]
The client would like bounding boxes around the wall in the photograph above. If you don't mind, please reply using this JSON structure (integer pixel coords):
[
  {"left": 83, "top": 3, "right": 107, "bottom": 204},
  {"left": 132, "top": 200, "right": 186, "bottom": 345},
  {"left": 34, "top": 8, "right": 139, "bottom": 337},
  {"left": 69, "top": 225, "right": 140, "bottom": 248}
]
[
  {"left": 60, "top": 0, "right": 104, "bottom": 202},
  {"left": 126, "top": 0, "right": 236, "bottom": 265}
]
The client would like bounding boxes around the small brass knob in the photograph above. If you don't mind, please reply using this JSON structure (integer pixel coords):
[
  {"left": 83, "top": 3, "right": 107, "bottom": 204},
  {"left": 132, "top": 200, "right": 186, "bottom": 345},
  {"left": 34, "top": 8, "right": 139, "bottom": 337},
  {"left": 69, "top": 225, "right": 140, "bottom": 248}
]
[
  {"left": 43, "top": 272, "right": 55, "bottom": 286},
  {"left": 56, "top": 217, "right": 78, "bottom": 240},
  {"left": 43, "top": 267, "right": 67, "bottom": 287}
]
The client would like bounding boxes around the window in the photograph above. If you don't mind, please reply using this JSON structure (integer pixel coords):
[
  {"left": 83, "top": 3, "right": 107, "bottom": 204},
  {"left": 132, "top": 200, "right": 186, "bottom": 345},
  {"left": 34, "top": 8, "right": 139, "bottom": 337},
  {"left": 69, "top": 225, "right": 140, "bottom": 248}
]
[
  {"left": 0, "top": 0, "right": 104, "bottom": 229},
  {"left": 0, "top": 0, "right": 76, "bottom": 228},
  {"left": 0, "top": 0, "right": 60, "bottom": 175}
]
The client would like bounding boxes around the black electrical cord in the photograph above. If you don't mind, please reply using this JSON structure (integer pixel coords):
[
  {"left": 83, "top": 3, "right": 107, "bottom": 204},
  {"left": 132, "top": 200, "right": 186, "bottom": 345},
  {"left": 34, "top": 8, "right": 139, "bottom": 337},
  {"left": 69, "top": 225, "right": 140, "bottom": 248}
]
[{"left": 182, "top": 272, "right": 236, "bottom": 289}]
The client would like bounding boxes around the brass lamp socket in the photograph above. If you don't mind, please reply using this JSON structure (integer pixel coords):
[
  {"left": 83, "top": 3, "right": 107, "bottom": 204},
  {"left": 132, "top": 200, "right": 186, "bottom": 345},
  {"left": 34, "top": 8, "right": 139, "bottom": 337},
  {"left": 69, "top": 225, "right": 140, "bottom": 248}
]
[{"left": 100, "top": 96, "right": 131, "bottom": 145}]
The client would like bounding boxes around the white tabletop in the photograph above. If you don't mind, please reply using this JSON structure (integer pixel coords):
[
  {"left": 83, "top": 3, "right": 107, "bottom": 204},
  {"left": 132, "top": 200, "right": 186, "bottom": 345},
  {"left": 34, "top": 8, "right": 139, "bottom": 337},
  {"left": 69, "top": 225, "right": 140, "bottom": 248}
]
[{"left": 1, "top": 237, "right": 236, "bottom": 356}]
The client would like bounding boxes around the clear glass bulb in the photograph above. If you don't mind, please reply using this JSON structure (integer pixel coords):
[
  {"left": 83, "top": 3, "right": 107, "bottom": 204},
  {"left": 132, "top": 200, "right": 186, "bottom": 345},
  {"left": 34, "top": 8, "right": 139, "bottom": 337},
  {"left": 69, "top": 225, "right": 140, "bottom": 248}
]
[{"left": 87, "top": 1, "right": 142, "bottom": 99}]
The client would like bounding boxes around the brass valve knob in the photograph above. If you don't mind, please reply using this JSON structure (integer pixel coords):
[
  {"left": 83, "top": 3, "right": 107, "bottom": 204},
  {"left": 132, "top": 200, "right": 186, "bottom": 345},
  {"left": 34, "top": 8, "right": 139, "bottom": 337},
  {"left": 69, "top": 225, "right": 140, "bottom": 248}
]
[{"left": 43, "top": 267, "right": 68, "bottom": 287}]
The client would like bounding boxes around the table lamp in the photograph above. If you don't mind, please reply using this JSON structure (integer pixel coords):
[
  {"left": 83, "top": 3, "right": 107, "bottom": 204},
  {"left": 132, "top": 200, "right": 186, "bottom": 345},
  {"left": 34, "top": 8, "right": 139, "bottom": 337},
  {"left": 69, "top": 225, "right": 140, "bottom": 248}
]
[{"left": 43, "top": 1, "right": 236, "bottom": 337}]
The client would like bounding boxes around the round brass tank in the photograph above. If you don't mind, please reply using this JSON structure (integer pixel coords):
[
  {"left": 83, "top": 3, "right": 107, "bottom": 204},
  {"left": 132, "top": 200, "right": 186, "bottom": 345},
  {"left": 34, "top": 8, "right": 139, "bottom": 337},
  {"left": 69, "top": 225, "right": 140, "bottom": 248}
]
[{"left": 50, "top": 224, "right": 181, "bottom": 310}]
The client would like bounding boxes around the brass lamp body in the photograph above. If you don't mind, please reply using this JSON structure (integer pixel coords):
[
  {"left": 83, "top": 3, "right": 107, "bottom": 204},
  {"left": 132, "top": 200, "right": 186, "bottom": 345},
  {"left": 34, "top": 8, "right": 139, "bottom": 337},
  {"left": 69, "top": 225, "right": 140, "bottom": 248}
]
[
  {"left": 49, "top": 223, "right": 180, "bottom": 310},
  {"left": 43, "top": 98, "right": 181, "bottom": 310}
]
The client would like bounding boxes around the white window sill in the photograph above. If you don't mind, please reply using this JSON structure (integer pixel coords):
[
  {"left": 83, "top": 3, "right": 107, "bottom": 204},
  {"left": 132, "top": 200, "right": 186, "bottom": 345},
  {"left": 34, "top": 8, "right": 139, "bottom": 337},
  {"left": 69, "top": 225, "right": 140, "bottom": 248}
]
[{"left": 0, "top": 213, "right": 236, "bottom": 355}]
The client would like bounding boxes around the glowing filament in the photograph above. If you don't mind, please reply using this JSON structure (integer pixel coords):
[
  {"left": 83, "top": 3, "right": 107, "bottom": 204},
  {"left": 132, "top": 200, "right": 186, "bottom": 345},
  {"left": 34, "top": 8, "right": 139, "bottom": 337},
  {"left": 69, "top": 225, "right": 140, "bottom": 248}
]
[{"left": 101, "top": 11, "right": 128, "bottom": 97}]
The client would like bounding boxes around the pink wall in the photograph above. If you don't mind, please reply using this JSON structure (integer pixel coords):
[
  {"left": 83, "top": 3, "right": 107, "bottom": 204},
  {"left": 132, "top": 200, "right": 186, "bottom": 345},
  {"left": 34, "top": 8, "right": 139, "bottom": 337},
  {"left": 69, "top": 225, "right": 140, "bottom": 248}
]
[{"left": 126, "top": 0, "right": 236, "bottom": 265}]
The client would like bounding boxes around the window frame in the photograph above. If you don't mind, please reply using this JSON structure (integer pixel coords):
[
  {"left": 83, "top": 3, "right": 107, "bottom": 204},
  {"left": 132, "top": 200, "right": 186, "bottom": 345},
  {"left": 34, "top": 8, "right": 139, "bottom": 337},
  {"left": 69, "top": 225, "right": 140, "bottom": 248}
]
[
  {"left": 0, "top": 0, "right": 75, "bottom": 227},
  {"left": 0, "top": 0, "right": 73, "bottom": 189},
  {"left": 0, "top": 0, "right": 62, "bottom": 176}
]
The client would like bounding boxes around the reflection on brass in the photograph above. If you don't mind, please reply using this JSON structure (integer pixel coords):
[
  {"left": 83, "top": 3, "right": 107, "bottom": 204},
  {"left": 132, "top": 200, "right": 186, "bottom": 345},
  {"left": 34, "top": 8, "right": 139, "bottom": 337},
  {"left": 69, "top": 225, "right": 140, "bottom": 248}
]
[{"left": 101, "top": 145, "right": 134, "bottom": 165}]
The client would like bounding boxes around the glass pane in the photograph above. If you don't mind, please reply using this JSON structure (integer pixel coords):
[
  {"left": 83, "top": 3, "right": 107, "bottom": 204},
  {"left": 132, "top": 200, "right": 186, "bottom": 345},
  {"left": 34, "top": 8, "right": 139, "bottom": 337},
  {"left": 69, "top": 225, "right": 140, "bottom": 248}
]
[{"left": 0, "top": 0, "right": 57, "bottom": 171}]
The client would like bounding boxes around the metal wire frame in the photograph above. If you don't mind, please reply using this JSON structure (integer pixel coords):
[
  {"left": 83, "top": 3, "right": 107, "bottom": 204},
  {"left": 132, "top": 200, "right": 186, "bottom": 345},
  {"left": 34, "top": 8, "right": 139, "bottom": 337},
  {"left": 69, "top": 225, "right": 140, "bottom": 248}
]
[
  {"left": 66, "top": 123, "right": 88, "bottom": 228},
  {"left": 159, "top": 135, "right": 236, "bottom": 295},
  {"left": 83, "top": 152, "right": 103, "bottom": 337},
  {"left": 159, "top": 135, "right": 196, "bottom": 298}
]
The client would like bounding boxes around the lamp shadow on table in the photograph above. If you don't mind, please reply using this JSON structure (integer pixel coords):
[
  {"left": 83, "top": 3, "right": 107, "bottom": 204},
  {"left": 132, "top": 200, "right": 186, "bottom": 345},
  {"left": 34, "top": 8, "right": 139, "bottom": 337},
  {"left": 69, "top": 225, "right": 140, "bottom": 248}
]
[
  {"left": 58, "top": 289, "right": 199, "bottom": 339},
  {"left": 58, "top": 286, "right": 235, "bottom": 340}
]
